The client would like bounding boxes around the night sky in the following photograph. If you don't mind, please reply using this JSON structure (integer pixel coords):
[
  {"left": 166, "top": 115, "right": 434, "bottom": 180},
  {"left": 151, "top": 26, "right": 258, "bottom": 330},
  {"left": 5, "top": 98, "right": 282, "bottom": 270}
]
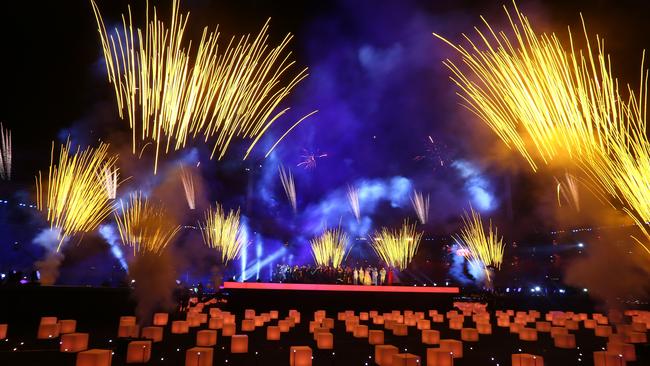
[
  {"left": 1, "top": 0, "right": 649, "bottom": 184},
  {"left": 0, "top": 0, "right": 649, "bottom": 284}
]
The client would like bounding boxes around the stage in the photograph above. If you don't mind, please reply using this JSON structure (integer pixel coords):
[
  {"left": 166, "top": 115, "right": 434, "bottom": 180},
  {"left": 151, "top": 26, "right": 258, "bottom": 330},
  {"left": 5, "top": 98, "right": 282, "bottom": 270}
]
[
  {"left": 220, "top": 282, "right": 461, "bottom": 313},
  {"left": 223, "top": 281, "right": 460, "bottom": 293}
]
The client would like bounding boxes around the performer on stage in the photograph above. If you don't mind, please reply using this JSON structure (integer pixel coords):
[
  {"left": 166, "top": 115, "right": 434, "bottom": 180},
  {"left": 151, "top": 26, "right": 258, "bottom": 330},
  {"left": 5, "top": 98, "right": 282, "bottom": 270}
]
[{"left": 371, "top": 267, "right": 378, "bottom": 286}]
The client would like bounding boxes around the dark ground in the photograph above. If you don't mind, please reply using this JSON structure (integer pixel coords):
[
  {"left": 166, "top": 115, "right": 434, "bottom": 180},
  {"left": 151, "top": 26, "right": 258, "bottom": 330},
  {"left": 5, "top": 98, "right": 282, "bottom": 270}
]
[{"left": 0, "top": 286, "right": 648, "bottom": 365}]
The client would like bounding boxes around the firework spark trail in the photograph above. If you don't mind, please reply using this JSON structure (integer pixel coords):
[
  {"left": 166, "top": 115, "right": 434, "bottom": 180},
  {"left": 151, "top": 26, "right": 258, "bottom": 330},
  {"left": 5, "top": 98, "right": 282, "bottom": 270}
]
[
  {"left": 180, "top": 166, "right": 196, "bottom": 210},
  {"left": 101, "top": 165, "right": 119, "bottom": 200},
  {"left": 36, "top": 141, "right": 118, "bottom": 251},
  {"left": 455, "top": 207, "right": 505, "bottom": 285},
  {"left": 371, "top": 220, "right": 423, "bottom": 270},
  {"left": 579, "top": 76, "right": 650, "bottom": 254},
  {"left": 434, "top": 3, "right": 650, "bottom": 256},
  {"left": 310, "top": 227, "right": 350, "bottom": 268},
  {"left": 297, "top": 149, "right": 328, "bottom": 169},
  {"left": 433, "top": 3, "right": 624, "bottom": 172},
  {"left": 411, "top": 190, "right": 430, "bottom": 224},
  {"left": 555, "top": 172, "right": 580, "bottom": 211},
  {"left": 0, "top": 124, "right": 11, "bottom": 180},
  {"left": 347, "top": 185, "right": 360, "bottom": 222},
  {"left": 91, "top": 0, "right": 313, "bottom": 174},
  {"left": 414, "top": 136, "right": 447, "bottom": 168},
  {"left": 114, "top": 192, "right": 181, "bottom": 256},
  {"left": 199, "top": 204, "right": 247, "bottom": 265},
  {"left": 278, "top": 164, "right": 297, "bottom": 213}
]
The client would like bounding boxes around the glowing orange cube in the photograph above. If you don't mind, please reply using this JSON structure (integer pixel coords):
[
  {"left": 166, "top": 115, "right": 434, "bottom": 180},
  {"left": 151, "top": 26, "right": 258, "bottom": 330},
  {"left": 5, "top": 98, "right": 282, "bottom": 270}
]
[
  {"left": 117, "top": 324, "right": 138, "bottom": 338},
  {"left": 375, "top": 344, "right": 399, "bottom": 366},
  {"left": 511, "top": 353, "right": 544, "bottom": 366},
  {"left": 230, "top": 334, "right": 248, "bottom": 353},
  {"left": 593, "top": 351, "right": 625, "bottom": 366},
  {"left": 171, "top": 321, "right": 189, "bottom": 334},
  {"left": 353, "top": 324, "right": 368, "bottom": 338},
  {"left": 519, "top": 328, "right": 538, "bottom": 341},
  {"left": 241, "top": 319, "right": 255, "bottom": 332},
  {"left": 595, "top": 325, "right": 612, "bottom": 337},
  {"left": 222, "top": 323, "right": 236, "bottom": 336},
  {"left": 290, "top": 346, "right": 312, "bottom": 366},
  {"left": 38, "top": 323, "right": 60, "bottom": 339},
  {"left": 607, "top": 341, "right": 636, "bottom": 362},
  {"left": 392, "top": 353, "right": 421, "bottom": 366},
  {"left": 422, "top": 329, "right": 440, "bottom": 345},
  {"left": 267, "top": 326, "right": 281, "bottom": 340},
  {"left": 368, "top": 330, "right": 384, "bottom": 345},
  {"left": 417, "top": 319, "right": 431, "bottom": 330},
  {"left": 141, "top": 326, "right": 163, "bottom": 343},
  {"left": 477, "top": 323, "right": 492, "bottom": 334},
  {"left": 460, "top": 328, "right": 478, "bottom": 342},
  {"left": 278, "top": 320, "right": 290, "bottom": 332},
  {"left": 208, "top": 317, "right": 223, "bottom": 330},
  {"left": 75, "top": 349, "right": 111, "bottom": 366},
  {"left": 426, "top": 348, "right": 453, "bottom": 366},
  {"left": 553, "top": 333, "right": 576, "bottom": 349},
  {"left": 393, "top": 323, "right": 408, "bottom": 336},
  {"left": 196, "top": 330, "right": 217, "bottom": 346},
  {"left": 153, "top": 313, "right": 168, "bottom": 326},
  {"left": 535, "top": 321, "right": 551, "bottom": 332},
  {"left": 119, "top": 316, "right": 136, "bottom": 326},
  {"left": 185, "top": 347, "right": 212, "bottom": 366},
  {"left": 316, "top": 332, "right": 333, "bottom": 349},
  {"left": 439, "top": 339, "right": 463, "bottom": 358},
  {"left": 126, "top": 340, "right": 151, "bottom": 363},
  {"left": 60, "top": 333, "right": 89, "bottom": 353},
  {"left": 59, "top": 320, "right": 77, "bottom": 334}
]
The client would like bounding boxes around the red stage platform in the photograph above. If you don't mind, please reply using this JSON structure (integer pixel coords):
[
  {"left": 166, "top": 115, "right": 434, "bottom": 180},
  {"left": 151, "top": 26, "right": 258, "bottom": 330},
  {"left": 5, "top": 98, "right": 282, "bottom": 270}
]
[{"left": 223, "top": 282, "right": 459, "bottom": 294}]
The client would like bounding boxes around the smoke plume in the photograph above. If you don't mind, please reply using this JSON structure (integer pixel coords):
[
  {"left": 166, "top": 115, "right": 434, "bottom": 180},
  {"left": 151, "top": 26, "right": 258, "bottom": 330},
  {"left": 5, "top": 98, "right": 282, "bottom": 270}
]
[{"left": 33, "top": 228, "right": 68, "bottom": 285}]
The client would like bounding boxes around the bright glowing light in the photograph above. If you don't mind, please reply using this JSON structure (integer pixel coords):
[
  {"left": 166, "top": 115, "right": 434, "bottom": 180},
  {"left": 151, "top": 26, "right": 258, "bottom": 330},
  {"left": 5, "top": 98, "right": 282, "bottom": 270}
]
[
  {"left": 36, "top": 141, "right": 118, "bottom": 251},
  {"left": 455, "top": 207, "right": 505, "bottom": 286},
  {"left": 555, "top": 172, "right": 580, "bottom": 211},
  {"left": 371, "top": 220, "right": 423, "bottom": 270},
  {"left": 179, "top": 166, "right": 195, "bottom": 210},
  {"left": 100, "top": 164, "right": 119, "bottom": 200},
  {"left": 114, "top": 192, "right": 181, "bottom": 256},
  {"left": 434, "top": 5, "right": 623, "bottom": 172},
  {"left": 435, "top": 4, "right": 650, "bottom": 257},
  {"left": 0, "top": 124, "right": 11, "bottom": 180},
  {"left": 91, "top": 0, "right": 313, "bottom": 174},
  {"left": 347, "top": 185, "right": 361, "bottom": 221},
  {"left": 199, "top": 204, "right": 248, "bottom": 265},
  {"left": 278, "top": 165, "right": 297, "bottom": 213},
  {"left": 242, "top": 246, "right": 286, "bottom": 282},
  {"left": 310, "top": 227, "right": 351, "bottom": 268},
  {"left": 579, "top": 79, "right": 650, "bottom": 254},
  {"left": 410, "top": 190, "right": 429, "bottom": 224}
]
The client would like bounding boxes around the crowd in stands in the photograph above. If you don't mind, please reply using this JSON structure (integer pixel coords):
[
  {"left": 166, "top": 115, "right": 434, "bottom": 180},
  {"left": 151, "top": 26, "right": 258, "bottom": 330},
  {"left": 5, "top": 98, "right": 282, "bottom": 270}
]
[{"left": 272, "top": 264, "right": 394, "bottom": 285}]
